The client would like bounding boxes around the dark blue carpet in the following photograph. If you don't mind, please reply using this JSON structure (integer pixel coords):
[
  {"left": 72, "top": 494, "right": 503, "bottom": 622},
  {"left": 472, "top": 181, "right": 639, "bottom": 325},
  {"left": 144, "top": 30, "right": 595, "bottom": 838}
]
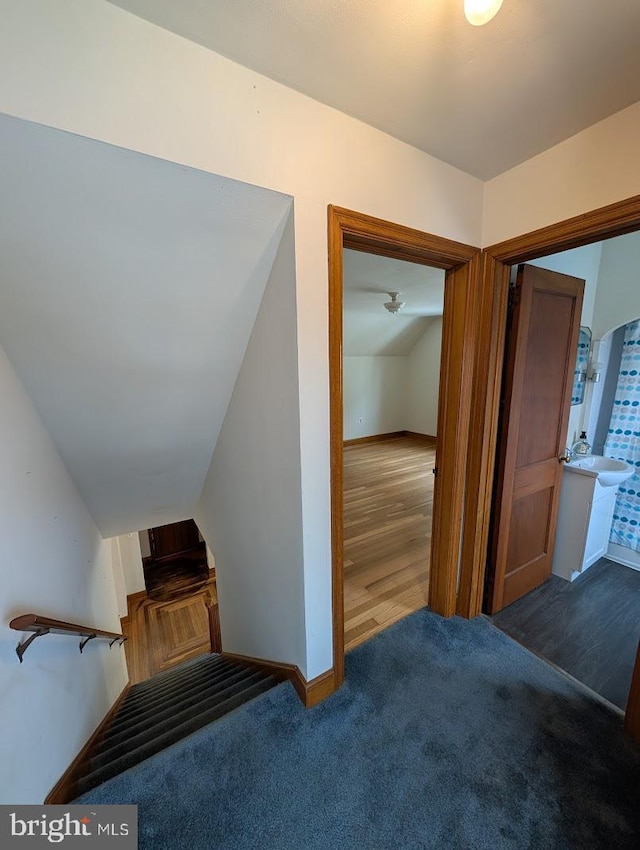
[{"left": 76, "top": 610, "right": 640, "bottom": 848}]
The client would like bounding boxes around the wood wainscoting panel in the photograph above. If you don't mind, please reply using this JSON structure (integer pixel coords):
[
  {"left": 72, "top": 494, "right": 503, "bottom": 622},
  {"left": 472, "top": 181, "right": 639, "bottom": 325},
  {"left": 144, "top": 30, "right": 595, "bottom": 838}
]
[
  {"left": 123, "top": 577, "right": 217, "bottom": 684},
  {"left": 148, "top": 595, "right": 211, "bottom": 674}
]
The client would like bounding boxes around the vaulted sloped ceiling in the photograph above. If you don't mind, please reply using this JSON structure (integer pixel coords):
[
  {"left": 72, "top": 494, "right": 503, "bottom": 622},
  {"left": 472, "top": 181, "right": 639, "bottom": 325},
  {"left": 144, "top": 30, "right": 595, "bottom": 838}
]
[
  {"left": 0, "top": 113, "right": 292, "bottom": 537},
  {"left": 343, "top": 249, "right": 444, "bottom": 356},
  {"left": 107, "top": 0, "right": 640, "bottom": 179}
]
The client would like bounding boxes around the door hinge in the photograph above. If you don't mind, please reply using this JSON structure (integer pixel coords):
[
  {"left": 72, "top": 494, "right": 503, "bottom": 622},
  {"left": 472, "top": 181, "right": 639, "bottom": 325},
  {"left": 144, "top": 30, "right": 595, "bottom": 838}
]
[
  {"left": 508, "top": 284, "right": 520, "bottom": 308},
  {"left": 432, "top": 467, "right": 438, "bottom": 477}
]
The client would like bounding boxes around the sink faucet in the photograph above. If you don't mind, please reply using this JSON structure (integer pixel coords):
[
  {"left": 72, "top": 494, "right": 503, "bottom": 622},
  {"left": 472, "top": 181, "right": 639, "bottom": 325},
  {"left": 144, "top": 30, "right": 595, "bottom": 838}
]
[{"left": 570, "top": 431, "right": 591, "bottom": 458}]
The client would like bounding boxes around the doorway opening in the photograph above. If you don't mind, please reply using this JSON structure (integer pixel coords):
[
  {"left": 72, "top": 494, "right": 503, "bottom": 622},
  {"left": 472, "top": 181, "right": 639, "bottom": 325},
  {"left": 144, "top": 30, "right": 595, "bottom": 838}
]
[
  {"left": 341, "top": 248, "right": 444, "bottom": 651},
  {"left": 329, "top": 206, "right": 481, "bottom": 685},
  {"left": 121, "top": 518, "right": 219, "bottom": 684},
  {"left": 481, "top": 212, "right": 640, "bottom": 711},
  {"left": 141, "top": 518, "right": 209, "bottom": 601}
]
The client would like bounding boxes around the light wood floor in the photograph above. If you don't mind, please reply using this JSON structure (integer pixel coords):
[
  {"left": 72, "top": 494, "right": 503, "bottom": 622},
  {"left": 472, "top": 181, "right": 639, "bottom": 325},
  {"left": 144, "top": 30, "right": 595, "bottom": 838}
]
[
  {"left": 122, "top": 576, "right": 217, "bottom": 684},
  {"left": 343, "top": 436, "right": 435, "bottom": 651}
]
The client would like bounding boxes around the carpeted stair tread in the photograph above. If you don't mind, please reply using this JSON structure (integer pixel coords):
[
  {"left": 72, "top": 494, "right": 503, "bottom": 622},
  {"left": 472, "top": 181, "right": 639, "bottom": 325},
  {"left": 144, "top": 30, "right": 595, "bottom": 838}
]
[
  {"left": 126, "top": 653, "right": 229, "bottom": 696},
  {"left": 96, "top": 669, "right": 269, "bottom": 760},
  {"left": 106, "top": 662, "right": 252, "bottom": 733},
  {"left": 111, "top": 660, "right": 244, "bottom": 726},
  {"left": 75, "top": 676, "right": 277, "bottom": 798},
  {"left": 129, "top": 652, "right": 228, "bottom": 692},
  {"left": 132, "top": 651, "right": 221, "bottom": 687}
]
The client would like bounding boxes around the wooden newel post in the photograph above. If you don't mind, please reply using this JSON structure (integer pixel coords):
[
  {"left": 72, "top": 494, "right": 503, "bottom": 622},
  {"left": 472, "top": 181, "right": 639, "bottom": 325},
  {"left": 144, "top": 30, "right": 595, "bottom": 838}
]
[{"left": 625, "top": 639, "right": 640, "bottom": 745}]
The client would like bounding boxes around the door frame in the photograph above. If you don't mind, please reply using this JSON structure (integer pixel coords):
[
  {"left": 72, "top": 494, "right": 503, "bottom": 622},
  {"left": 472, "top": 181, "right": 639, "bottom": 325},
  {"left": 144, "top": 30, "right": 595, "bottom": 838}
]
[
  {"left": 468, "top": 193, "right": 640, "bottom": 616},
  {"left": 328, "top": 206, "right": 481, "bottom": 686}
]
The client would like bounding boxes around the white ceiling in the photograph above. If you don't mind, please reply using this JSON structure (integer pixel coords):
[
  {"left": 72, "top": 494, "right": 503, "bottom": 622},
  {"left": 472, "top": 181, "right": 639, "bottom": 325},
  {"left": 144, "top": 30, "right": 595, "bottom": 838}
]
[
  {"left": 0, "top": 113, "right": 292, "bottom": 538},
  {"left": 343, "top": 249, "right": 444, "bottom": 356},
  {"left": 107, "top": 0, "right": 640, "bottom": 179}
]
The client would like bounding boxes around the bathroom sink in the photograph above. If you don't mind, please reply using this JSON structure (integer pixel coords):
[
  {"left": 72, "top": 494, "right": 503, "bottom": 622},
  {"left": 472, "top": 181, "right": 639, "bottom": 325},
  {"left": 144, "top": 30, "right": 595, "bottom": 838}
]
[{"left": 567, "top": 455, "right": 634, "bottom": 487}]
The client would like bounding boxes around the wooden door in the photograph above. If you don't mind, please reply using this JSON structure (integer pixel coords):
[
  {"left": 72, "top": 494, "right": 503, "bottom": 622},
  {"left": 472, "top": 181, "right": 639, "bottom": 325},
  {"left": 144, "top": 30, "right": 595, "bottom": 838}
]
[
  {"left": 487, "top": 264, "right": 584, "bottom": 614},
  {"left": 149, "top": 519, "right": 200, "bottom": 560}
]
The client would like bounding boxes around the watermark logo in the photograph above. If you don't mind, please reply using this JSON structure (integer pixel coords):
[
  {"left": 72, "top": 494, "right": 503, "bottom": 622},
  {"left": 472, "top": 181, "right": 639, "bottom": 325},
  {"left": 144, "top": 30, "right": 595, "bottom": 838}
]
[{"left": 1, "top": 806, "right": 137, "bottom": 847}]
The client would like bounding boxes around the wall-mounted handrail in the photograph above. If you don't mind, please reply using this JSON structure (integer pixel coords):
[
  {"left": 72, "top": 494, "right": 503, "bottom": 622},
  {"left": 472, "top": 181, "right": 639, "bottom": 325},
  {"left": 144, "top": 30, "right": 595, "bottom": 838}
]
[{"left": 9, "top": 614, "right": 127, "bottom": 662}]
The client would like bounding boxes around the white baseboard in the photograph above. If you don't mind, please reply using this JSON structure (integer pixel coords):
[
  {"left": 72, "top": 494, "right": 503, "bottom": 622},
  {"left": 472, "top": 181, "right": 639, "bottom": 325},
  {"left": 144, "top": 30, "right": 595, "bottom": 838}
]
[{"left": 606, "top": 542, "right": 640, "bottom": 572}]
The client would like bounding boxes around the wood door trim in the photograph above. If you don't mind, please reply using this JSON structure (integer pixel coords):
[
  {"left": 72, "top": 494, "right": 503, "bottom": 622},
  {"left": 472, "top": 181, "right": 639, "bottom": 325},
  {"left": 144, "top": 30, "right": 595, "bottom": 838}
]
[
  {"left": 329, "top": 205, "right": 480, "bottom": 686},
  {"left": 487, "top": 193, "right": 640, "bottom": 264},
  {"left": 461, "top": 194, "right": 640, "bottom": 619},
  {"left": 332, "top": 206, "right": 479, "bottom": 267},
  {"left": 457, "top": 253, "right": 509, "bottom": 617},
  {"left": 624, "top": 639, "right": 640, "bottom": 744}
]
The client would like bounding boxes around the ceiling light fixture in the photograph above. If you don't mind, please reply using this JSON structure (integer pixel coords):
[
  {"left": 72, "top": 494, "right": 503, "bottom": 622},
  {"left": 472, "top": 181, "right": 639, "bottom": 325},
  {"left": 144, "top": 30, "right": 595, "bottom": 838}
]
[
  {"left": 464, "top": 0, "right": 503, "bottom": 26},
  {"left": 383, "top": 292, "right": 405, "bottom": 315}
]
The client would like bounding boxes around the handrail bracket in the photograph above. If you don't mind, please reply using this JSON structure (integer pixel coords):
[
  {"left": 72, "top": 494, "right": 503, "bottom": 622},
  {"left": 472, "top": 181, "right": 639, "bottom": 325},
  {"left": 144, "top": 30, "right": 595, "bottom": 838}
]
[
  {"left": 16, "top": 628, "right": 50, "bottom": 663},
  {"left": 79, "top": 634, "right": 97, "bottom": 654}
]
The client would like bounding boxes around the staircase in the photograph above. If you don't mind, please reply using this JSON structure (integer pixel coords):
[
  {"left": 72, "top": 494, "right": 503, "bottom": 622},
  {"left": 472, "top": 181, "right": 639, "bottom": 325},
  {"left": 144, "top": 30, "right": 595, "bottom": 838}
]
[{"left": 74, "top": 653, "right": 279, "bottom": 798}]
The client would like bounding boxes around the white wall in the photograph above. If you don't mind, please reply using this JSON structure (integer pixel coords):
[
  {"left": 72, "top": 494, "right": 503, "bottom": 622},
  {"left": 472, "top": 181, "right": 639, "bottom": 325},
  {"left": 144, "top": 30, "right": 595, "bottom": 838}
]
[
  {"left": 483, "top": 101, "right": 640, "bottom": 246},
  {"left": 343, "top": 357, "right": 408, "bottom": 440},
  {"left": 0, "top": 345, "right": 127, "bottom": 804},
  {"left": 592, "top": 232, "right": 640, "bottom": 340},
  {"left": 536, "top": 234, "right": 640, "bottom": 451},
  {"left": 343, "top": 312, "right": 430, "bottom": 357},
  {"left": 529, "top": 243, "right": 603, "bottom": 331},
  {"left": 407, "top": 318, "right": 442, "bottom": 437},
  {"left": 587, "top": 327, "right": 625, "bottom": 456},
  {"left": 195, "top": 211, "right": 307, "bottom": 673},
  {"left": 111, "top": 533, "right": 145, "bottom": 602},
  {"left": 0, "top": 0, "right": 484, "bottom": 679},
  {"left": 138, "top": 530, "right": 151, "bottom": 559},
  {"left": 343, "top": 319, "right": 441, "bottom": 441},
  {"left": 528, "top": 244, "right": 604, "bottom": 446},
  {"left": 109, "top": 539, "right": 128, "bottom": 619}
]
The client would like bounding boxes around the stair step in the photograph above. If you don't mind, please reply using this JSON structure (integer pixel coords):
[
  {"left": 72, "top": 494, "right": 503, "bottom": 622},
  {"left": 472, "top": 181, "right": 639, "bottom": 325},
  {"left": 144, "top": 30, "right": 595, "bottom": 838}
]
[
  {"left": 92, "top": 671, "right": 269, "bottom": 770},
  {"left": 127, "top": 654, "right": 227, "bottom": 697},
  {"left": 75, "top": 677, "right": 277, "bottom": 798},
  {"left": 103, "top": 667, "right": 263, "bottom": 747},
  {"left": 109, "top": 660, "right": 244, "bottom": 730},
  {"left": 122, "top": 668, "right": 233, "bottom": 716}
]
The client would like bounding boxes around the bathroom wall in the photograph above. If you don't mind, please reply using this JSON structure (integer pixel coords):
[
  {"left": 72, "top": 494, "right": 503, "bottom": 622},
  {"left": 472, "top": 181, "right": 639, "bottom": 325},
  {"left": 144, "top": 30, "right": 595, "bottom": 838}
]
[
  {"left": 526, "top": 235, "right": 640, "bottom": 450},
  {"left": 589, "top": 327, "right": 625, "bottom": 455},
  {"left": 592, "top": 232, "right": 640, "bottom": 340},
  {"left": 574, "top": 248, "right": 640, "bottom": 570},
  {"left": 580, "top": 233, "right": 640, "bottom": 454},
  {"left": 528, "top": 243, "right": 603, "bottom": 447}
]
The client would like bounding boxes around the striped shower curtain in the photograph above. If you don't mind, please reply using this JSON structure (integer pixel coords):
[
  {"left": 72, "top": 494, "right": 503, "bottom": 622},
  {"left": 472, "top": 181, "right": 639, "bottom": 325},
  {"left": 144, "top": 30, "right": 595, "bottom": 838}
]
[{"left": 604, "top": 318, "right": 640, "bottom": 551}]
